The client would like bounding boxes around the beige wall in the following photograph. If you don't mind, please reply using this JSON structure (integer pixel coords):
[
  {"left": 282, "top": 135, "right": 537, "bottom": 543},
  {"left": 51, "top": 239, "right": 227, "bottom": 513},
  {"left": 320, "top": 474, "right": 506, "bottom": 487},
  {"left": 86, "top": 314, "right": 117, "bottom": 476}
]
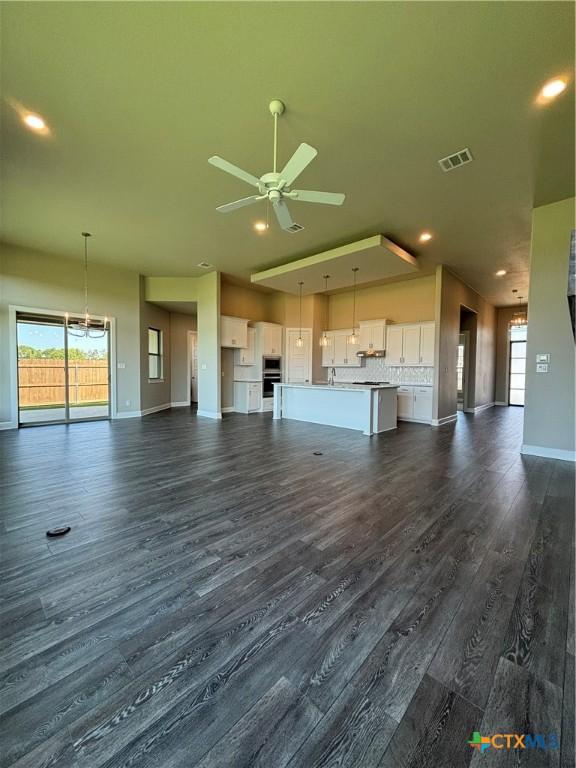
[
  {"left": 145, "top": 272, "right": 221, "bottom": 417},
  {"left": 221, "top": 348, "right": 235, "bottom": 409},
  {"left": 221, "top": 281, "right": 275, "bottom": 322},
  {"left": 139, "top": 277, "right": 171, "bottom": 413},
  {"left": 523, "top": 197, "right": 575, "bottom": 458},
  {"left": 328, "top": 275, "right": 436, "bottom": 329},
  {"left": 0, "top": 243, "right": 141, "bottom": 424},
  {"left": 434, "top": 266, "right": 497, "bottom": 421},
  {"left": 494, "top": 305, "right": 527, "bottom": 404},
  {"left": 170, "top": 311, "right": 197, "bottom": 405}
]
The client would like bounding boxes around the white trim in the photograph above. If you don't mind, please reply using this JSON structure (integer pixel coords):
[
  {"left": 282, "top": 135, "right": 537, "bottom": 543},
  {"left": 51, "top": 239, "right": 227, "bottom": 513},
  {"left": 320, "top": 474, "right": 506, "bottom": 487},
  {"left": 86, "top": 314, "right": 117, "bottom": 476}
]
[
  {"left": 141, "top": 403, "right": 171, "bottom": 416},
  {"left": 171, "top": 401, "right": 190, "bottom": 408},
  {"left": 494, "top": 401, "right": 508, "bottom": 406},
  {"left": 221, "top": 406, "right": 235, "bottom": 413},
  {"left": 188, "top": 330, "right": 198, "bottom": 407},
  {"left": 0, "top": 421, "right": 17, "bottom": 430},
  {"left": 398, "top": 417, "right": 432, "bottom": 425},
  {"left": 113, "top": 410, "right": 142, "bottom": 420},
  {"left": 197, "top": 409, "right": 222, "bottom": 420},
  {"left": 431, "top": 413, "right": 458, "bottom": 426},
  {"left": 521, "top": 444, "right": 576, "bottom": 462},
  {"left": 464, "top": 402, "right": 495, "bottom": 414}
]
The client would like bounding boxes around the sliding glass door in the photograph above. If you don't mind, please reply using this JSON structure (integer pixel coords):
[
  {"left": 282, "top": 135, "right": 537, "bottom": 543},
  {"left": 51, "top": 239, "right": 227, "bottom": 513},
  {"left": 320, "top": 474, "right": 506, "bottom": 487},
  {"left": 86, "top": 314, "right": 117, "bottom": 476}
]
[{"left": 17, "top": 313, "right": 110, "bottom": 425}]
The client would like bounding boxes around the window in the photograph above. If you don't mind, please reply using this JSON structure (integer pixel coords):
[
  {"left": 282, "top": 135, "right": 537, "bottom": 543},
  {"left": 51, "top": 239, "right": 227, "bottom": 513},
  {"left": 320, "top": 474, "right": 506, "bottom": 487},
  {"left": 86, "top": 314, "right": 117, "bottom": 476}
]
[
  {"left": 509, "top": 325, "right": 527, "bottom": 406},
  {"left": 148, "top": 328, "right": 163, "bottom": 380}
]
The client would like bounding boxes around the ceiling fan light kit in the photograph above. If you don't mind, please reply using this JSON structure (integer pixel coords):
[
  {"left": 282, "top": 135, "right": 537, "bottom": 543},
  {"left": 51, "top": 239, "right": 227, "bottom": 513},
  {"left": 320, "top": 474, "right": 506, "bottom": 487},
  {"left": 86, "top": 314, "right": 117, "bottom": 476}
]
[{"left": 209, "top": 99, "right": 346, "bottom": 232}]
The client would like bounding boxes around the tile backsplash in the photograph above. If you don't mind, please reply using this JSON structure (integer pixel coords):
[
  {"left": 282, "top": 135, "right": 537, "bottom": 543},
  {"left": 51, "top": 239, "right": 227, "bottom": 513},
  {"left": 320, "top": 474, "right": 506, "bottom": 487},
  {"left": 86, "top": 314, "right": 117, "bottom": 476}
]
[{"left": 328, "top": 359, "right": 434, "bottom": 385}]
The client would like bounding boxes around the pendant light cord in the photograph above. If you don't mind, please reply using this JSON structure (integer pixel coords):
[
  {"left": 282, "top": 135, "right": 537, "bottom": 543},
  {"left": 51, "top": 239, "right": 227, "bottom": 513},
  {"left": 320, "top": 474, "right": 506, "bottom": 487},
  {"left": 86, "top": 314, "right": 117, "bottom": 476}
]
[
  {"left": 352, "top": 268, "right": 358, "bottom": 333},
  {"left": 82, "top": 232, "right": 91, "bottom": 319},
  {"left": 298, "top": 281, "right": 303, "bottom": 338}
]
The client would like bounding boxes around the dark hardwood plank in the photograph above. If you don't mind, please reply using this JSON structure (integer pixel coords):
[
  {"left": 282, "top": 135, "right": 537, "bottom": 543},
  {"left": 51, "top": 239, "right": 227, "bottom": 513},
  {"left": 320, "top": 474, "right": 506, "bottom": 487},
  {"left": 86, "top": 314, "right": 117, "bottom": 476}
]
[
  {"left": 470, "top": 657, "right": 563, "bottom": 768},
  {"left": 561, "top": 652, "right": 575, "bottom": 768},
  {"left": 0, "top": 406, "right": 571, "bottom": 768},
  {"left": 379, "top": 673, "right": 483, "bottom": 768}
]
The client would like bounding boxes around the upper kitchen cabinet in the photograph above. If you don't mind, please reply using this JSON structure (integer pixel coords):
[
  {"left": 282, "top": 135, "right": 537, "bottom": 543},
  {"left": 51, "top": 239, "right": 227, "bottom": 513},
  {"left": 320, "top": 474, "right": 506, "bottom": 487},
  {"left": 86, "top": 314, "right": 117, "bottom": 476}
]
[
  {"left": 385, "top": 322, "right": 435, "bottom": 366},
  {"left": 256, "top": 322, "right": 283, "bottom": 356},
  {"left": 358, "top": 320, "right": 387, "bottom": 352},
  {"left": 221, "top": 315, "right": 248, "bottom": 348},
  {"left": 322, "top": 329, "right": 362, "bottom": 367},
  {"left": 419, "top": 323, "right": 435, "bottom": 366},
  {"left": 234, "top": 326, "right": 256, "bottom": 366}
]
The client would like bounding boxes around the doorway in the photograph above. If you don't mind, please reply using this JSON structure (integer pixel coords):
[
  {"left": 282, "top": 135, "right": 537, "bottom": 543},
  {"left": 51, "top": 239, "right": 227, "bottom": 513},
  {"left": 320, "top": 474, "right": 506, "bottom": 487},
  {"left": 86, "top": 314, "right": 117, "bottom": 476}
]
[
  {"left": 188, "top": 331, "right": 198, "bottom": 404},
  {"left": 456, "top": 331, "right": 470, "bottom": 410},
  {"left": 509, "top": 324, "right": 527, "bottom": 405},
  {"left": 16, "top": 312, "right": 110, "bottom": 426},
  {"left": 285, "top": 328, "right": 312, "bottom": 383}
]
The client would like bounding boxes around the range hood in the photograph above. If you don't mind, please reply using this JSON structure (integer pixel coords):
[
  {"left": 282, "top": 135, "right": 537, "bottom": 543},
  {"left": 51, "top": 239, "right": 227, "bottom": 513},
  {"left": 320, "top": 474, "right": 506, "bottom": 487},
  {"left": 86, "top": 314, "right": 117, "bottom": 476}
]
[{"left": 356, "top": 349, "right": 385, "bottom": 358}]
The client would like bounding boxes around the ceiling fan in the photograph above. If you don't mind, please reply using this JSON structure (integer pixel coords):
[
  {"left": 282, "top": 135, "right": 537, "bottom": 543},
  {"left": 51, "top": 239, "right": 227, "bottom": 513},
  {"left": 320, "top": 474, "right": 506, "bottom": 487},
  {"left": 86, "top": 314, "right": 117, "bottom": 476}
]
[{"left": 209, "top": 99, "right": 346, "bottom": 232}]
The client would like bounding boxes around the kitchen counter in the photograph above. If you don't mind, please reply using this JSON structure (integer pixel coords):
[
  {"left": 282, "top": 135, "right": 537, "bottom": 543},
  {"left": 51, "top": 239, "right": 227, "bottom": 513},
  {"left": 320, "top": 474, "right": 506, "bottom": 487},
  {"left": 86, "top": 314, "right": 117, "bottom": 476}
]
[{"left": 273, "top": 382, "right": 398, "bottom": 436}]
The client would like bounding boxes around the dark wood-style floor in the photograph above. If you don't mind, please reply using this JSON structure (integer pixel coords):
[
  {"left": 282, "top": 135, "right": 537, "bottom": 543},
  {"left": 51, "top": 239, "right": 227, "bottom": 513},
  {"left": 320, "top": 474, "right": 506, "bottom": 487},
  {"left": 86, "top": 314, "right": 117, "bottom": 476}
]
[{"left": 0, "top": 407, "right": 574, "bottom": 768}]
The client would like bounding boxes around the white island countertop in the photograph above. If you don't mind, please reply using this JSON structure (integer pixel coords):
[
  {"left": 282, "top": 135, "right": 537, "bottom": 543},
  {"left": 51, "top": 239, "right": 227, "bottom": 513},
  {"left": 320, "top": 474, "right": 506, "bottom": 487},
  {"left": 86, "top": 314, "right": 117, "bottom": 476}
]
[
  {"left": 273, "top": 382, "right": 398, "bottom": 435},
  {"left": 280, "top": 382, "right": 399, "bottom": 392}
]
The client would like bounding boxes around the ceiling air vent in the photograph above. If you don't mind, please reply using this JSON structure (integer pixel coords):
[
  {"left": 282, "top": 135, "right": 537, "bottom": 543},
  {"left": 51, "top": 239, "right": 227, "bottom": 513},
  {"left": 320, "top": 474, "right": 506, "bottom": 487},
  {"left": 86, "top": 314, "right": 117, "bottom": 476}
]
[
  {"left": 438, "top": 148, "right": 473, "bottom": 172},
  {"left": 197, "top": 262, "right": 213, "bottom": 269},
  {"left": 286, "top": 223, "right": 304, "bottom": 233}
]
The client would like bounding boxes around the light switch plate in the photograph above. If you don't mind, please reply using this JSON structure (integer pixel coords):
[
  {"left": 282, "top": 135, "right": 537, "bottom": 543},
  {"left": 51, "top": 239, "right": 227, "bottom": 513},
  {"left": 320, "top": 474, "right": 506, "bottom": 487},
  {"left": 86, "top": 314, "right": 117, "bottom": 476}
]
[
  {"left": 536, "top": 363, "right": 549, "bottom": 373},
  {"left": 117, "top": 362, "right": 126, "bottom": 369},
  {"left": 201, "top": 363, "right": 207, "bottom": 370},
  {"left": 536, "top": 353, "right": 550, "bottom": 363}
]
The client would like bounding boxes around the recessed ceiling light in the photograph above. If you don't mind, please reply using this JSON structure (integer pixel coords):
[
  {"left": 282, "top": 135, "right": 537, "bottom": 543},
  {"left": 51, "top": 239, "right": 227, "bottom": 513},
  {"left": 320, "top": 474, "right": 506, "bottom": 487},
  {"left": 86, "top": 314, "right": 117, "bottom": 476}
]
[
  {"left": 540, "top": 78, "right": 567, "bottom": 100},
  {"left": 254, "top": 221, "right": 268, "bottom": 233},
  {"left": 495, "top": 269, "right": 507, "bottom": 277},
  {"left": 23, "top": 113, "right": 47, "bottom": 132},
  {"left": 419, "top": 232, "right": 432, "bottom": 242}
]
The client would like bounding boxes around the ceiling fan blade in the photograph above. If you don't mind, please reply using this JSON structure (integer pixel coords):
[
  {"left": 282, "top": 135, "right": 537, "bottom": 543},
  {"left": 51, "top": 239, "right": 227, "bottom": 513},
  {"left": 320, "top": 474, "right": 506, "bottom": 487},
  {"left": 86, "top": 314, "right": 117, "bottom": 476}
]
[
  {"left": 216, "top": 195, "right": 263, "bottom": 213},
  {"left": 272, "top": 199, "right": 294, "bottom": 231},
  {"left": 208, "top": 156, "right": 260, "bottom": 188},
  {"left": 289, "top": 190, "right": 346, "bottom": 206},
  {"left": 280, "top": 143, "right": 318, "bottom": 185}
]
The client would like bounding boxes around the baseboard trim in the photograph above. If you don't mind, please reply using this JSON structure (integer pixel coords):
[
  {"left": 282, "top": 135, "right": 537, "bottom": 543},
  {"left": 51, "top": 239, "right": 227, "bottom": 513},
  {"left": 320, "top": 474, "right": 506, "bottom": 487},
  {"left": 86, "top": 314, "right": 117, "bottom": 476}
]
[
  {"left": 397, "top": 417, "right": 432, "bottom": 425},
  {"left": 171, "top": 401, "right": 190, "bottom": 408},
  {"left": 521, "top": 444, "right": 576, "bottom": 462},
  {"left": 0, "top": 421, "right": 17, "bottom": 430},
  {"left": 221, "top": 406, "right": 236, "bottom": 414},
  {"left": 112, "top": 410, "right": 142, "bottom": 420},
  {"left": 197, "top": 409, "right": 222, "bottom": 420},
  {"left": 431, "top": 413, "right": 458, "bottom": 426},
  {"left": 141, "top": 403, "right": 171, "bottom": 417},
  {"left": 494, "top": 401, "right": 508, "bottom": 406},
  {"left": 464, "top": 402, "right": 495, "bottom": 414}
]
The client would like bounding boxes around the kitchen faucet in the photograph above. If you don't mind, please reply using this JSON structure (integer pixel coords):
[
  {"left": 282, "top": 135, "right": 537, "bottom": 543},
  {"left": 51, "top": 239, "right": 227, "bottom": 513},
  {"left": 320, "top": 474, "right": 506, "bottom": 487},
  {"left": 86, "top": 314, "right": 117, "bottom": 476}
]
[{"left": 328, "top": 367, "right": 336, "bottom": 385}]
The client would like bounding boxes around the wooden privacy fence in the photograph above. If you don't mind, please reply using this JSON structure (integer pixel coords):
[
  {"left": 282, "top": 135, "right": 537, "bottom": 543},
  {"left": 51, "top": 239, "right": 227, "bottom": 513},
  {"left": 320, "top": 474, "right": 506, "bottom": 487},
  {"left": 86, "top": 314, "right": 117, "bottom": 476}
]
[{"left": 18, "top": 359, "right": 109, "bottom": 407}]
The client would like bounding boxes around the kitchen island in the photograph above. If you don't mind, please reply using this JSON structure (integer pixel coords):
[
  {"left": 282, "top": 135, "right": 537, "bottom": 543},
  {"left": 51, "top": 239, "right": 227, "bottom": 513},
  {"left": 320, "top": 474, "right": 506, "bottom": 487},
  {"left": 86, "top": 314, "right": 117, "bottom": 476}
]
[{"left": 273, "top": 382, "right": 398, "bottom": 436}]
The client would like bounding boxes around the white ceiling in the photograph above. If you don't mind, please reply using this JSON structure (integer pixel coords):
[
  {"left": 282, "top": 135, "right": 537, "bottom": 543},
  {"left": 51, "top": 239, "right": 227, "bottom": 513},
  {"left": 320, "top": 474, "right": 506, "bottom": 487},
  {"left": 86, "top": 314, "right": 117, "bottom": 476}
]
[{"left": 1, "top": 2, "right": 574, "bottom": 306}]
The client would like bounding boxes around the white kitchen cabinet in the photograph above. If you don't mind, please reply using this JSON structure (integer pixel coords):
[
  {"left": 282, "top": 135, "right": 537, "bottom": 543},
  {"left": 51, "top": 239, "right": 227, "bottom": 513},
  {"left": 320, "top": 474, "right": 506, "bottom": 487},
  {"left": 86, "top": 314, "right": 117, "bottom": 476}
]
[
  {"left": 261, "top": 323, "right": 283, "bottom": 356},
  {"left": 234, "top": 381, "right": 262, "bottom": 413},
  {"left": 321, "top": 332, "right": 335, "bottom": 366},
  {"left": 413, "top": 386, "right": 433, "bottom": 421},
  {"left": 397, "top": 385, "right": 433, "bottom": 423},
  {"left": 419, "top": 323, "right": 435, "bottom": 366},
  {"left": 358, "top": 320, "right": 387, "bottom": 352},
  {"left": 385, "top": 326, "right": 404, "bottom": 365},
  {"left": 221, "top": 316, "right": 248, "bottom": 349},
  {"left": 333, "top": 331, "right": 348, "bottom": 366},
  {"left": 397, "top": 386, "right": 414, "bottom": 419},
  {"left": 402, "top": 325, "right": 421, "bottom": 365},
  {"left": 234, "top": 327, "right": 255, "bottom": 366},
  {"left": 386, "top": 323, "right": 436, "bottom": 366}
]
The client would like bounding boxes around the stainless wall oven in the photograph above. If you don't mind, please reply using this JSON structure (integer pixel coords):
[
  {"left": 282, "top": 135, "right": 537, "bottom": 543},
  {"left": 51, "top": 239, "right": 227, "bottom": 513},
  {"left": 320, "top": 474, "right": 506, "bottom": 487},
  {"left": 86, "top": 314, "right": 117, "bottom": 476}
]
[
  {"left": 262, "top": 357, "right": 282, "bottom": 399},
  {"left": 263, "top": 356, "right": 281, "bottom": 372}
]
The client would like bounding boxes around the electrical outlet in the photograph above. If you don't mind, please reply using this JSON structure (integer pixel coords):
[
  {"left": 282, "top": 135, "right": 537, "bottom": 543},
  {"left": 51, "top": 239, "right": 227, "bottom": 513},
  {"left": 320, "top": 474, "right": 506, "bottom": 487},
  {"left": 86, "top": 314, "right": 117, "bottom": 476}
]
[
  {"left": 201, "top": 363, "right": 207, "bottom": 370},
  {"left": 536, "top": 363, "right": 549, "bottom": 373},
  {"left": 125, "top": 400, "right": 131, "bottom": 406}
]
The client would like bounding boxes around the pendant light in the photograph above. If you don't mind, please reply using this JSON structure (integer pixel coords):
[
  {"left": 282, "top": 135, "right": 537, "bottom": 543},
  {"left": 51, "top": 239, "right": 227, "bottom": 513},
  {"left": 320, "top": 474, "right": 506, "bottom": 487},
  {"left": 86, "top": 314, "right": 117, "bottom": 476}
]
[
  {"left": 67, "top": 233, "right": 108, "bottom": 338},
  {"left": 319, "top": 274, "right": 330, "bottom": 347},
  {"left": 509, "top": 289, "right": 528, "bottom": 327},
  {"left": 347, "top": 267, "right": 359, "bottom": 345},
  {"left": 295, "top": 281, "right": 304, "bottom": 347}
]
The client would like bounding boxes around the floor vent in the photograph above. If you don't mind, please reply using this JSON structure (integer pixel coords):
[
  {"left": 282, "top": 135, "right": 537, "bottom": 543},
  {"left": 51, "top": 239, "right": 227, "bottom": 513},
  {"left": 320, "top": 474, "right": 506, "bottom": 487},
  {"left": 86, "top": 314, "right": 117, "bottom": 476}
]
[
  {"left": 286, "top": 223, "right": 304, "bottom": 233},
  {"left": 438, "top": 148, "right": 473, "bottom": 172}
]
